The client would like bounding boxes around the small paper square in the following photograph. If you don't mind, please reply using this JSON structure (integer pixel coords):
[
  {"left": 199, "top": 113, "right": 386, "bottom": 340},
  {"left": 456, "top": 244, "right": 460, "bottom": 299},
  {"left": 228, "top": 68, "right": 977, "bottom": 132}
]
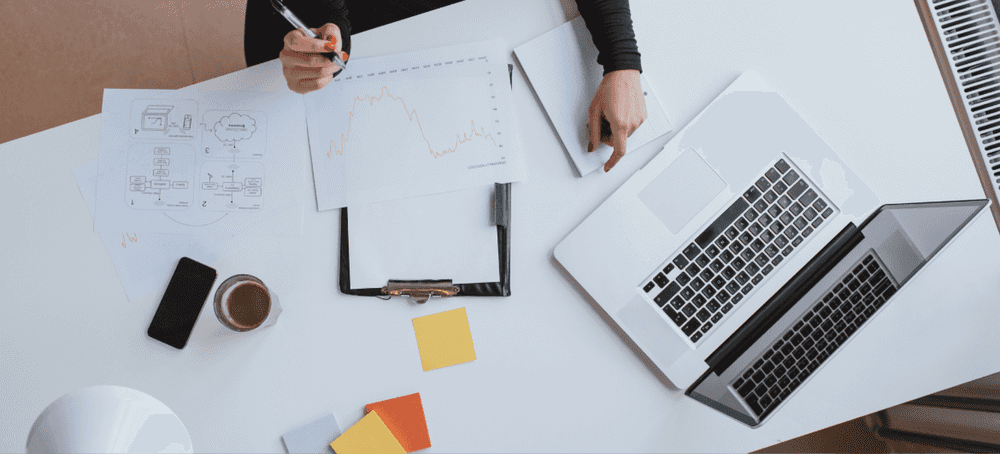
[
  {"left": 330, "top": 410, "right": 405, "bottom": 454},
  {"left": 365, "top": 393, "right": 431, "bottom": 452},
  {"left": 281, "top": 413, "right": 341, "bottom": 454},
  {"left": 412, "top": 307, "right": 477, "bottom": 371}
]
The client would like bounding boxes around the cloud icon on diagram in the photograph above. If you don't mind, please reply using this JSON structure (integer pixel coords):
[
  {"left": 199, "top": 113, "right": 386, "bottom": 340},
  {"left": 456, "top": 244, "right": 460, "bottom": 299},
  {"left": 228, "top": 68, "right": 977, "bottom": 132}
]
[{"left": 213, "top": 113, "right": 257, "bottom": 144}]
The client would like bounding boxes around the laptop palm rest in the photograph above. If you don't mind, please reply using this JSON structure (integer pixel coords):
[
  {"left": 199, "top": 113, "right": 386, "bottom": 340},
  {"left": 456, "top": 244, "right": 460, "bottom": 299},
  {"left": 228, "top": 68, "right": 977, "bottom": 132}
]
[
  {"left": 617, "top": 294, "right": 690, "bottom": 373},
  {"left": 639, "top": 148, "right": 726, "bottom": 233}
]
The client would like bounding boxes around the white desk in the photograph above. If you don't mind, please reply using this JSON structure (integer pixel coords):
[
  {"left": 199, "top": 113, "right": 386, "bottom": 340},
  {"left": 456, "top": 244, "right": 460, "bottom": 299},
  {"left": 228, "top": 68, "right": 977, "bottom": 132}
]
[{"left": 3, "top": 0, "right": 1000, "bottom": 452}]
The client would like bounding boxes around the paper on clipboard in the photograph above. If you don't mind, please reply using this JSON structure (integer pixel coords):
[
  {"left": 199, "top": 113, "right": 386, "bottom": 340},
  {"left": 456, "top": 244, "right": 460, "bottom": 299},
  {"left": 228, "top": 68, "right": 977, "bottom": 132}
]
[{"left": 347, "top": 186, "right": 500, "bottom": 289}]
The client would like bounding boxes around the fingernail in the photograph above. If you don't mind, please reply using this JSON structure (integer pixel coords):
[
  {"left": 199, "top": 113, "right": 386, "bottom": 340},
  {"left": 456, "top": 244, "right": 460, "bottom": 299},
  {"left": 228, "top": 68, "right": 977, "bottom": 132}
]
[
  {"left": 324, "top": 42, "right": 336, "bottom": 51},
  {"left": 329, "top": 36, "right": 337, "bottom": 45},
  {"left": 342, "top": 52, "right": 349, "bottom": 61},
  {"left": 587, "top": 143, "right": 593, "bottom": 153}
]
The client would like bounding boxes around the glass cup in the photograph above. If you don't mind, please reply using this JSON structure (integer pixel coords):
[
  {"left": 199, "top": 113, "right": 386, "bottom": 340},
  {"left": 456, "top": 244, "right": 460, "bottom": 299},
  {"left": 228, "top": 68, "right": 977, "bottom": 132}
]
[{"left": 214, "top": 274, "right": 281, "bottom": 331}]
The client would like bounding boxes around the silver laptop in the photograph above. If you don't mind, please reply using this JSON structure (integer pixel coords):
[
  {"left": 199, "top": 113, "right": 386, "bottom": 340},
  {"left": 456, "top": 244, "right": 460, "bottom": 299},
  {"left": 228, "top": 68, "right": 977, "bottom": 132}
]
[{"left": 554, "top": 71, "right": 988, "bottom": 426}]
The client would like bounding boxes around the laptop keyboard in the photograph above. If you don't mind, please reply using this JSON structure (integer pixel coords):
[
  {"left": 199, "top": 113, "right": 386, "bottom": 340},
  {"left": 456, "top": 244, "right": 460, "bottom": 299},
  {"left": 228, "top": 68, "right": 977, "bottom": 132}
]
[
  {"left": 642, "top": 157, "right": 835, "bottom": 344},
  {"left": 732, "top": 252, "right": 898, "bottom": 420}
]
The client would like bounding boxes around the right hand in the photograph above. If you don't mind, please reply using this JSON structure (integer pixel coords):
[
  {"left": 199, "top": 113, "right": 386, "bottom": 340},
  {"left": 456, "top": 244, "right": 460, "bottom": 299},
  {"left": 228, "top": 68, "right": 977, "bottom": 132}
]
[{"left": 279, "top": 23, "right": 347, "bottom": 94}]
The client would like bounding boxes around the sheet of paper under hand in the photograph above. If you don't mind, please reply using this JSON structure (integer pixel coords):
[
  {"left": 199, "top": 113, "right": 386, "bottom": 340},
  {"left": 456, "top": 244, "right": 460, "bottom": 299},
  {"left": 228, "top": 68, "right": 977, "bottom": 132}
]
[
  {"left": 412, "top": 307, "right": 477, "bottom": 371},
  {"left": 365, "top": 393, "right": 431, "bottom": 452},
  {"left": 282, "top": 413, "right": 341, "bottom": 454},
  {"left": 514, "top": 16, "right": 672, "bottom": 176},
  {"left": 330, "top": 410, "right": 405, "bottom": 454},
  {"left": 347, "top": 186, "right": 499, "bottom": 289}
]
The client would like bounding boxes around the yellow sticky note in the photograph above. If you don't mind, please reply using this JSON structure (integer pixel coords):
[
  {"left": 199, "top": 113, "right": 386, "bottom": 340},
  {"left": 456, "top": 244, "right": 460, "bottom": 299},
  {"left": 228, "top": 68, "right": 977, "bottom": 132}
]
[
  {"left": 412, "top": 307, "right": 477, "bottom": 371},
  {"left": 330, "top": 410, "right": 406, "bottom": 454}
]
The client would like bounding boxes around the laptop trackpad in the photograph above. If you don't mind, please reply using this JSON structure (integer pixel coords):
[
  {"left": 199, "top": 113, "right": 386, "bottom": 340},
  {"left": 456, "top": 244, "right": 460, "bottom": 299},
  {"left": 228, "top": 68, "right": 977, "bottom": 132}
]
[{"left": 639, "top": 148, "right": 726, "bottom": 233}]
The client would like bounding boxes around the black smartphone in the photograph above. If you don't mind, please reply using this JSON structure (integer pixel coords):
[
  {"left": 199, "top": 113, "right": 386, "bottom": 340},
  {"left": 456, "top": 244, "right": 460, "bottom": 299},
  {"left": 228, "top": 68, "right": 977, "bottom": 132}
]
[{"left": 147, "top": 257, "right": 218, "bottom": 349}]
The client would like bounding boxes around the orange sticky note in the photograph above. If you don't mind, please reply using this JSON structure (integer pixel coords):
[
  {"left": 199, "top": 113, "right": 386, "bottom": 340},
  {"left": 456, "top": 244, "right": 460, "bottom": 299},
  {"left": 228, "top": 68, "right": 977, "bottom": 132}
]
[
  {"left": 366, "top": 393, "right": 431, "bottom": 452},
  {"left": 330, "top": 410, "right": 405, "bottom": 454},
  {"left": 412, "top": 307, "right": 477, "bottom": 371}
]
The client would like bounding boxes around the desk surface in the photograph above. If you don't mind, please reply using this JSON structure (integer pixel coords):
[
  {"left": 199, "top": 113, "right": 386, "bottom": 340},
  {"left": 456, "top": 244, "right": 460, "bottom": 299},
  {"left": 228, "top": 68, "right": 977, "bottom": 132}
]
[{"left": 3, "top": 0, "right": 1000, "bottom": 452}]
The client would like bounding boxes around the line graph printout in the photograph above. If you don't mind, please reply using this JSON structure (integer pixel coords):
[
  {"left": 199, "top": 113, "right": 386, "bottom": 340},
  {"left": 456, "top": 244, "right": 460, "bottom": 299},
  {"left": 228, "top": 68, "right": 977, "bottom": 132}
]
[
  {"left": 304, "top": 39, "right": 526, "bottom": 210},
  {"left": 95, "top": 89, "right": 306, "bottom": 236}
]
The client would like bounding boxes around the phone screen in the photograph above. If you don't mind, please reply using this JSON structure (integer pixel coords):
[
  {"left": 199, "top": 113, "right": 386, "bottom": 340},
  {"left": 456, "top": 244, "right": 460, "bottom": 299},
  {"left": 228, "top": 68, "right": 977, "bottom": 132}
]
[{"left": 147, "top": 257, "right": 218, "bottom": 349}]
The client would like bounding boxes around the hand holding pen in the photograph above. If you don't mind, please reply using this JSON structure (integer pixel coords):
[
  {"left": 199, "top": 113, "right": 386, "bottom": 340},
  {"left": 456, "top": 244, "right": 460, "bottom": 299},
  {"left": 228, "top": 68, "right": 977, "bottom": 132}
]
[
  {"left": 272, "top": 0, "right": 348, "bottom": 94},
  {"left": 280, "top": 24, "right": 348, "bottom": 94}
]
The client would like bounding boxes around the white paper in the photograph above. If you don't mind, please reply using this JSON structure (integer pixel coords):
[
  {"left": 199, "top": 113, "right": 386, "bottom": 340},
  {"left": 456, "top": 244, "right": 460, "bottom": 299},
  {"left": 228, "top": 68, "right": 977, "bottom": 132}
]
[
  {"left": 75, "top": 159, "right": 242, "bottom": 301},
  {"left": 304, "top": 39, "right": 527, "bottom": 210},
  {"left": 347, "top": 186, "right": 500, "bottom": 289},
  {"left": 514, "top": 17, "right": 672, "bottom": 176},
  {"left": 95, "top": 89, "right": 306, "bottom": 236}
]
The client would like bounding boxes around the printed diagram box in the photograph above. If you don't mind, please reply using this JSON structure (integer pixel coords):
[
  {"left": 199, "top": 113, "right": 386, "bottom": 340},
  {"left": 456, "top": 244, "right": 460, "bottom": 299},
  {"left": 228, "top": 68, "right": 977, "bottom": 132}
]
[
  {"left": 130, "top": 99, "right": 198, "bottom": 141},
  {"left": 125, "top": 143, "right": 195, "bottom": 210},
  {"left": 245, "top": 177, "right": 262, "bottom": 187},
  {"left": 201, "top": 110, "right": 267, "bottom": 158},
  {"left": 199, "top": 161, "right": 264, "bottom": 211}
]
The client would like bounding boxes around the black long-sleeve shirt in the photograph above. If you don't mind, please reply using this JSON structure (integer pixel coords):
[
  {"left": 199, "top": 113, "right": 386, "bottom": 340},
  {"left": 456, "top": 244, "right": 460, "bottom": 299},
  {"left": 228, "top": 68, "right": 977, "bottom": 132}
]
[{"left": 244, "top": 0, "right": 641, "bottom": 75}]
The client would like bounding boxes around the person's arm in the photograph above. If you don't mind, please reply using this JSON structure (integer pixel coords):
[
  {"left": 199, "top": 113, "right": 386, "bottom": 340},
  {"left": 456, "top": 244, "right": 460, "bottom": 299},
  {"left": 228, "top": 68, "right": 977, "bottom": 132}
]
[
  {"left": 576, "top": 0, "right": 641, "bottom": 75},
  {"left": 576, "top": 0, "right": 647, "bottom": 172},
  {"left": 244, "top": 0, "right": 352, "bottom": 93}
]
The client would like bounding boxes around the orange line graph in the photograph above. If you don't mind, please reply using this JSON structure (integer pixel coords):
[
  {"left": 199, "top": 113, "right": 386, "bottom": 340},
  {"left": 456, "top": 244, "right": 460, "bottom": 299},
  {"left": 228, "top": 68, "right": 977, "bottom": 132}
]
[{"left": 327, "top": 86, "right": 498, "bottom": 158}]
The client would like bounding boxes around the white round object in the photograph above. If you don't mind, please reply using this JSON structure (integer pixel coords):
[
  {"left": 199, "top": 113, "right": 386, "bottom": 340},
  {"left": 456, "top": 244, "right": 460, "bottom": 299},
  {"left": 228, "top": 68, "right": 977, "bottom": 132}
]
[{"left": 26, "top": 385, "right": 192, "bottom": 453}]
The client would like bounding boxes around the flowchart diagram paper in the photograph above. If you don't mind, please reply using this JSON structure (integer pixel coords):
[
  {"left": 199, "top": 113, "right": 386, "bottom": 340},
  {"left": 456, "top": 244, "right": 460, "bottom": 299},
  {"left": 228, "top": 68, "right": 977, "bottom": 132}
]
[
  {"left": 304, "top": 39, "right": 527, "bottom": 210},
  {"left": 95, "top": 89, "right": 306, "bottom": 236}
]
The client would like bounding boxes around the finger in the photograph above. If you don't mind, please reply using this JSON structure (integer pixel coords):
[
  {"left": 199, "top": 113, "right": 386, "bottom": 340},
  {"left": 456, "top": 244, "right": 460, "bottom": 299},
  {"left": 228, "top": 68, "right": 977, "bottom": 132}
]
[
  {"left": 317, "top": 23, "right": 343, "bottom": 53},
  {"left": 279, "top": 49, "right": 330, "bottom": 68},
  {"left": 587, "top": 107, "right": 602, "bottom": 153},
  {"left": 605, "top": 128, "right": 628, "bottom": 172},
  {"left": 283, "top": 61, "right": 338, "bottom": 78},
  {"left": 283, "top": 28, "right": 330, "bottom": 54}
]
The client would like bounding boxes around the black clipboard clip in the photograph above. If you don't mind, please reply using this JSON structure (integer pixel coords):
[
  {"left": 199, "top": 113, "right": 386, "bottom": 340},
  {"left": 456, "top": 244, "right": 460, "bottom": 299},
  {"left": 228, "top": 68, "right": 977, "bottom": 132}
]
[{"left": 382, "top": 279, "right": 460, "bottom": 304}]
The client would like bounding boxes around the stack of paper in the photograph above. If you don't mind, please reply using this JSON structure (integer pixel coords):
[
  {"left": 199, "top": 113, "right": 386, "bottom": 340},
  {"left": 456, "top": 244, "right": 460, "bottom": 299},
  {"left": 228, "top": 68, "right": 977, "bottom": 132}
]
[{"left": 331, "top": 393, "right": 432, "bottom": 453}]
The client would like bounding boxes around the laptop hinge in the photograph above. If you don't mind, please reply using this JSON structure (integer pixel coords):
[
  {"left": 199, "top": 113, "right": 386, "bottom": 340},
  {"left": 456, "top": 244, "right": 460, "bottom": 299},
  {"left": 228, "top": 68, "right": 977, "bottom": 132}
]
[{"left": 704, "top": 223, "right": 864, "bottom": 375}]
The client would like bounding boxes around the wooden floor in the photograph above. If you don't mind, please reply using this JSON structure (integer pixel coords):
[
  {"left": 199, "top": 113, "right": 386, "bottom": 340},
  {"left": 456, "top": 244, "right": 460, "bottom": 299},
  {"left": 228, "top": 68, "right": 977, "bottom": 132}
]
[{"left": 0, "top": 1, "right": 903, "bottom": 451}]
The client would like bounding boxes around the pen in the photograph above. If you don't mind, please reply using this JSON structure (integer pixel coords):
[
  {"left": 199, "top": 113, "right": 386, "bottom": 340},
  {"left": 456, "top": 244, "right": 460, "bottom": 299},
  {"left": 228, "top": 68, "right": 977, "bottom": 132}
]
[{"left": 270, "top": 0, "right": 347, "bottom": 71}]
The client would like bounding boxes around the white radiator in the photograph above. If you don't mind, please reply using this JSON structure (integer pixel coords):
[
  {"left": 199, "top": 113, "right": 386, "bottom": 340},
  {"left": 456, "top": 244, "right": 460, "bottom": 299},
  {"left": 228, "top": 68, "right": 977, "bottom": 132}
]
[{"left": 925, "top": 0, "right": 1000, "bottom": 204}]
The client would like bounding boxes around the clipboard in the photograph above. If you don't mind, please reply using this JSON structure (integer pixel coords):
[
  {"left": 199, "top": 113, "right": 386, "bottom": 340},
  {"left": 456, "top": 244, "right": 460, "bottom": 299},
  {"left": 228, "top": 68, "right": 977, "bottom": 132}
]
[
  {"left": 338, "top": 65, "right": 514, "bottom": 303},
  {"left": 339, "top": 182, "right": 511, "bottom": 302}
]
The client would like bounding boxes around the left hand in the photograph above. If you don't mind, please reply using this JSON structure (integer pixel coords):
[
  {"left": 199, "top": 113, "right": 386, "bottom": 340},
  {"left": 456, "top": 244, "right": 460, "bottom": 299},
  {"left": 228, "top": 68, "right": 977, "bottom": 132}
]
[{"left": 587, "top": 69, "right": 647, "bottom": 172}]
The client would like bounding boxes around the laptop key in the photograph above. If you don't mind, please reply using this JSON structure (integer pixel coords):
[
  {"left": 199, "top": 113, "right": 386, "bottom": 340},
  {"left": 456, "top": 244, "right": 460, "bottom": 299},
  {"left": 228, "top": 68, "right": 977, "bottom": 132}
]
[
  {"left": 792, "top": 236, "right": 804, "bottom": 247},
  {"left": 715, "top": 236, "right": 730, "bottom": 249},
  {"left": 781, "top": 169, "right": 799, "bottom": 185},
  {"left": 696, "top": 254, "right": 711, "bottom": 268},
  {"left": 696, "top": 309, "right": 711, "bottom": 322},
  {"left": 747, "top": 262, "right": 760, "bottom": 275},
  {"left": 822, "top": 207, "right": 833, "bottom": 218},
  {"left": 759, "top": 394, "right": 773, "bottom": 410},
  {"left": 654, "top": 282, "right": 681, "bottom": 306},
  {"left": 731, "top": 293, "right": 744, "bottom": 304},
  {"left": 700, "top": 321, "right": 713, "bottom": 333},
  {"left": 775, "top": 159, "right": 791, "bottom": 173},
  {"left": 754, "top": 199, "right": 768, "bottom": 214},
  {"left": 682, "top": 319, "right": 700, "bottom": 335},
  {"left": 722, "top": 267, "right": 737, "bottom": 279},
  {"left": 788, "top": 179, "right": 808, "bottom": 199},
  {"left": 761, "top": 264, "right": 774, "bottom": 275},
  {"left": 693, "top": 295, "right": 707, "bottom": 307},
  {"left": 725, "top": 226, "right": 740, "bottom": 240},
  {"left": 712, "top": 276, "right": 727, "bottom": 289},
  {"left": 789, "top": 202, "right": 803, "bottom": 216},
  {"left": 756, "top": 176, "right": 771, "bottom": 192},
  {"left": 773, "top": 180, "right": 788, "bottom": 194},
  {"left": 690, "top": 331, "right": 703, "bottom": 342},
  {"left": 800, "top": 189, "right": 818, "bottom": 206},
  {"left": 683, "top": 244, "right": 701, "bottom": 260},
  {"left": 681, "top": 303, "right": 696, "bottom": 316},
  {"left": 643, "top": 282, "right": 656, "bottom": 293},
  {"left": 767, "top": 204, "right": 781, "bottom": 218},
  {"left": 746, "top": 395, "right": 763, "bottom": 416},
  {"left": 742, "top": 248, "right": 757, "bottom": 262},
  {"left": 745, "top": 209, "right": 759, "bottom": 223},
  {"left": 673, "top": 255, "right": 689, "bottom": 269},
  {"left": 801, "top": 226, "right": 813, "bottom": 237},
  {"left": 671, "top": 296, "right": 685, "bottom": 310},
  {"left": 653, "top": 273, "right": 668, "bottom": 288},
  {"left": 721, "top": 303, "right": 733, "bottom": 313},
  {"left": 738, "top": 380, "right": 755, "bottom": 397},
  {"left": 811, "top": 217, "right": 823, "bottom": 228},
  {"left": 664, "top": 306, "right": 686, "bottom": 326},
  {"left": 774, "top": 235, "right": 788, "bottom": 248},
  {"left": 663, "top": 263, "right": 675, "bottom": 274},
  {"left": 744, "top": 186, "right": 762, "bottom": 203},
  {"left": 711, "top": 312, "right": 723, "bottom": 323},
  {"left": 763, "top": 190, "right": 778, "bottom": 203},
  {"left": 751, "top": 275, "right": 763, "bottom": 285},
  {"left": 717, "top": 289, "right": 731, "bottom": 302},
  {"left": 766, "top": 167, "right": 782, "bottom": 182},
  {"left": 680, "top": 287, "right": 695, "bottom": 300},
  {"left": 813, "top": 198, "right": 828, "bottom": 212}
]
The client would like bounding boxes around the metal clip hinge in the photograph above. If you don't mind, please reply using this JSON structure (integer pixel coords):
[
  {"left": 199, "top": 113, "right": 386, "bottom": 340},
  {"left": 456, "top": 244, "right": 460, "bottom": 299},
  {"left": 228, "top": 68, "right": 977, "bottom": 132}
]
[{"left": 382, "top": 280, "right": 460, "bottom": 304}]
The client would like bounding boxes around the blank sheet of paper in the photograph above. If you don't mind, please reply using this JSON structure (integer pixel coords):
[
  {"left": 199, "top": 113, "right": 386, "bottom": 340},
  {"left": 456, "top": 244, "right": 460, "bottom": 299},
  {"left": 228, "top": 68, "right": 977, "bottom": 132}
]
[
  {"left": 514, "top": 17, "right": 672, "bottom": 176},
  {"left": 347, "top": 186, "right": 499, "bottom": 289}
]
